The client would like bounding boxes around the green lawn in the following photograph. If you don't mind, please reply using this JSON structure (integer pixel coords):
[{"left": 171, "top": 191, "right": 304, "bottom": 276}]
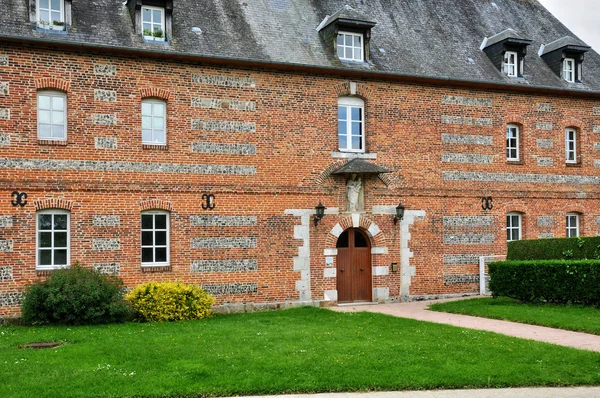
[
  {"left": 2, "top": 307, "right": 600, "bottom": 398},
  {"left": 429, "top": 297, "right": 600, "bottom": 335}
]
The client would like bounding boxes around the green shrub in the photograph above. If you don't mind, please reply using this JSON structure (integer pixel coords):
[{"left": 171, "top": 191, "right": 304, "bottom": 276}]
[
  {"left": 126, "top": 282, "right": 214, "bottom": 322},
  {"left": 488, "top": 260, "right": 600, "bottom": 306},
  {"left": 21, "top": 264, "right": 131, "bottom": 325},
  {"left": 507, "top": 236, "right": 600, "bottom": 260}
]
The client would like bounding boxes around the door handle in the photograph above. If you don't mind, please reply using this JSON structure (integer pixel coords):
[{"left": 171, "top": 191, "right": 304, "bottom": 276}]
[
  {"left": 360, "top": 268, "right": 364, "bottom": 271},
  {"left": 340, "top": 268, "right": 345, "bottom": 272}
]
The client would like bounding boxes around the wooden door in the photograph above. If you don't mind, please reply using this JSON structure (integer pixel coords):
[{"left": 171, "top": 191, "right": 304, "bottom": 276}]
[{"left": 336, "top": 228, "right": 372, "bottom": 303}]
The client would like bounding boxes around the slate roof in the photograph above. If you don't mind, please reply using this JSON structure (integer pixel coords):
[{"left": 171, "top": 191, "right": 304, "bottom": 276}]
[
  {"left": 332, "top": 159, "right": 391, "bottom": 175},
  {"left": 319, "top": 5, "right": 377, "bottom": 31},
  {"left": 540, "top": 36, "right": 591, "bottom": 55},
  {"left": 1, "top": 0, "right": 599, "bottom": 93},
  {"left": 483, "top": 28, "right": 532, "bottom": 48}
]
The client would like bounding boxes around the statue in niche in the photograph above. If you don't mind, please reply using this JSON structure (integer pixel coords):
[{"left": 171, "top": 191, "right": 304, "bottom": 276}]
[{"left": 346, "top": 174, "right": 363, "bottom": 212}]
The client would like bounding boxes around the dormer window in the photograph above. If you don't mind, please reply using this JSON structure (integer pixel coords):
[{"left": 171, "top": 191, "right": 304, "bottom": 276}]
[
  {"left": 337, "top": 32, "right": 363, "bottom": 62},
  {"left": 481, "top": 29, "right": 532, "bottom": 79},
  {"left": 142, "top": 6, "right": 165, "bottom": 41},
  {"left": 33, "top": 0, "right": 69, "bottom": 31},
  {"left": 539, "top": 36, "right": 591, "bottom": 84},
  {"left": 127, "top": 0, "right": 172, "bottom": 43}
]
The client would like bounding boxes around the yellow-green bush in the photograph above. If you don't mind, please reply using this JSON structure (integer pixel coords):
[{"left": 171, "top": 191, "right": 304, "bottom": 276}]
[{"left": 126, "top": 281, "right": 214, "bottom": 322}]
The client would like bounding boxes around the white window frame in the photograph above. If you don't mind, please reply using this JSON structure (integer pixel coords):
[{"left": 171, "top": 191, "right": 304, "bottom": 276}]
[
  {"left": 36, "top": 0, "right": 64, "bottom": 27},
  {"left": 141, "top": 6, "right": 165, "bottom": 41},
  {"left": 336, "top": 31, "right": 364, "bottom": 62},
  {"left": 566, "top": 213, "right": 580, "bottom": 237},
  {"left": 141, "top": 98, "right": 167, "bottom": 145},
  {"left": 563, "top": 58, "right": 575, "bottom": 83},
  {"left": 141, "top": 211, "right": 170, "bottom": 267},
  {"left": 506, "top": 124, "right": 519, "bottom": 161},
  {"left": 503, "top": 51, "right": 518, "bottom": 77},
  {"left": 37, "top": 91, "right": 67, "bottom": 141},
  {"left": 565, "top": 128, "right": 577, "bottom": 164},
  {"left": 338, "top": 96, "right": 365, "bottom": 153},
  {"left": 36, "top": 209, "right": 70, "bottom": 270},
  {"left": 506, "top": 212, "right": 522, "bottom": 242}
]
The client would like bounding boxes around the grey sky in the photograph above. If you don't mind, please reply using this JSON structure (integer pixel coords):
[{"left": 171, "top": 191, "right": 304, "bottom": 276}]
[{"left": 537, "top": 0, "right": 600, "bottom": 51}]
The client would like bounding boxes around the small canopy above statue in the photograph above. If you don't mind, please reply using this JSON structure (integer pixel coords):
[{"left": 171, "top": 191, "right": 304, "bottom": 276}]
[{"left": 332, "top": 158, "right": 391, "bottom": 175}]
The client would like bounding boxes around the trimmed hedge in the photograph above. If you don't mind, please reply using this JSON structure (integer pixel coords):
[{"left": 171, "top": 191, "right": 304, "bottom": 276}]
[
  {"left": 507, "top": 236, "right": 600, "bottom": 260},
  {"left": 488, "top": 260, "right": 600, "bottom": 306}
]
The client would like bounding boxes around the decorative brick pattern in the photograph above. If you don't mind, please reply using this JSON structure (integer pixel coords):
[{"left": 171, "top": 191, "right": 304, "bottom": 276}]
[
  {"left": 190, "top": 215, "right": 257, "bottom": 227},
  {"left": 538, "top": 233, "right": 554, "bottom": 238},
  {"left": 0, "top": 134, "right": 10, "bottom": 146},
  {"left": 441, "top": 116, "right": 492, "bottom": 126},
  {"left": 0, "top": 216, "right": 13, "bottom": 228},
  {"left": 92, "top": 238, "right": 120, "bottom": 251},
  {"left": 538, "top": 216, "right": 553, "bottom": 226},
  {"left": 94, "top": 89, "right": 117, "bottom": 102},
  {"left": 35, "top": 77, "right": 70, "bottom": 92},
  {"left": 95, "top": 137, "right": 117, "bottom": 149},
  {"left": 191, "top": 259, "right": 258, "bottom": 272},
  {"left": 191, "top": 98, "right": 256, "bottom": 111},
  {"left": 0, "top": 292, "right": 22, "bottom": 307},
  {"left": 92, "top": 114, "right": 117, "bottom": 125},
  {"left": 201, "top": 282, "right": 258, "bottom": 295},
  {"left": 93, "top": 215, "right": 120, "bottom": 227},
  {"left": 443, "top": 234, "right": 495, "bottom": 244},
  {"left": 441, "top": 95, "right": 492, "bottom": 107},
  {"left": 0, "top": 55, "right": 8, "bottom": 66},
  {"left": 442, "top": 153, "right": 493, "bottom": 164},
  {"left": 192, "top": 74, "right": 256, "bottom": 88},
  {"left": 0, "top": 158, "right": 256, "bottom": 175},
  {"left": 34, "top": 198, "right": 73, "bottom": 211},
  {"left": 191, "top": 120, "right": 256, "bottom": 133},
  {"left": 93, "top": 263, "right": 120, "bottom": 275},
  {"left": 191, "top": 237, "right": 257, "bottom": 249},
  {"left": 444, "top": 274, "right": 479, "bottom": 285},
  {"left": 0, "top": 82, "right": 8, "bottom": 96},
  {"left": 443, "top": 216, "right": 494, "bottom": 227},
  {"left": 0, "top": 109, "right": 9, "bottom": 120},
  {"left": 443, "top": 254, "right": 489, "bottom": 265},
  {"left": 443, "top": 171, "right": 600, "bottom": 185},
  {"left": 191, "top": 142, "right": 256, "bottom": 155},
  {"left": 441, "top": 134, "right": 492, "bottom": 145},
  {"left": 537, "top": 103, "right": 554, "bottom": 112},
  {"left": 139, "top": 87, "right": 172, "bottom": 101},
  {"left": 93, "top": 64, "right": 117, "bottom": 76},
  {"left": 0, "top": 266, "right": 13, "bottom": 281},
  {"left": 536, "top": 122, "right": 553, "bottom": 130},
  {"left": 0, "top": 240, "right": 13, "bottom": 252},
  {"left": 537, "top": 157, "right": 553, "bottom": 167},
  {"left": 537, "top": 139, "right": 553, "bottom": 148}
]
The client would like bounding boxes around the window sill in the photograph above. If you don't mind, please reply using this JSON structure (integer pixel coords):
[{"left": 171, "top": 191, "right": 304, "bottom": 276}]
[
  {"left": 507, "top": 160, "right": 524, "bottom": 165},
  {"left": 566, "top": 162, "right": 582, "bottom": 168},
  {"left": 36, "top": 267, "right": 68, "bottom": 276},
  {"left": 142, "top": 37, "right": 168, "bottom": 45},
  {"left": 142, "top": 144, "right": 168, "bottom": 150},
  {"left": 36, "top": 26, "right": 67, "bottom": 35},
  {"left": 141, "top": 265, "right": 171, "bottom": 273},
  {"left": 38, "top": 139, "right": 68, "bottom": 146},
  {"left": 331, "top": 151, "right": 376, "bottom": 159}
]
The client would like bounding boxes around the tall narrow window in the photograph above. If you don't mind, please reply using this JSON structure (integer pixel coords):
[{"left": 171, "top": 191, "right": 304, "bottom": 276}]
[
  {"left": 566, "top": 213, "right": 579, "bottom": 237},
  {"left": 38, "top": 91, "right": 66, "bottom": 141},
  {"left": 338, "top": 97, "right": 364, "bottom": 152},
  {"left": 503, "top": 51, "right": 518, "bottom": 77},
  {"left": 565, "top": 128, "right": 577, "bottom": 164},
  {"left": 337, "top": 32, "right": 364, "bottom": 62},
  {"left": 563, "top": 58, "right": 575, "bottom": 82},
  {"left": 142, "top": 99, "right": 166, "bottom": 145},
  {"left": 141, "top": 211, "right": 169, "bottom": 266},
  {"left": 506, "top": 124, "right": 519, "bottom": 161},
  {"left": 37, "top": 210, "right": 70, "bottom": 270},
  {"left": 506, "top": 212, "right": 522, "bottom": 242},
  {"left": 37, "top": 0, "right": 64, "bottom": 25},
  {"left": 142, "top": 6, "right": 165, "bottom": 41}
]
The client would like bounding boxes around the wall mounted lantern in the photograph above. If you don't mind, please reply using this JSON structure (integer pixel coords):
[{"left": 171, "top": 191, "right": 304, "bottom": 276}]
[
  {"left": 393, "top": 202, "right": 405, "bottom": 225},
  {"left": 314, "top": 202, "right": 326, "bottom": 226}
]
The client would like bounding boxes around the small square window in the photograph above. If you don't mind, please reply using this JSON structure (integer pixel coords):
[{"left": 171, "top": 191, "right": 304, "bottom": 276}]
[
  {"left": 337, "top": 31, "right": 364, "bottom": 62},
  {"left": 142, "top": 6, "right": 165, "bottom": 41}
]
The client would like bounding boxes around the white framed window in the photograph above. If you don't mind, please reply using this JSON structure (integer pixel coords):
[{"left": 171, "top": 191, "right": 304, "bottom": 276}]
[
  {"left": 503, "top": 51, "right": 518, "bottom": 77},
  {"left": 141, "top": 211, "right": 169, "bottom": 266},
  {"left": 142, "top": 6, "right": 165, "bottom": 41},
  {"left": 506, "top": 124, "right": 519, "bottom": 161},
  {"left": 563, "top": 58, "right": 575, "bottom": 82},
  {"left": 37, "top": 210, "right": 70, "bottom": 270},
  {"left": 142, "top": 99, "right": 166, "bottom": 145},
  {"left": 37, "top": 0, "right": 64, "bottom": 26},
  {"left": 506, "top": 212, "right": 522, "bottom": 242},
  {"left": 338, "top": 96, "right": 364, "bottom": 152},
  {"left": 38, "top": 91, "right": 66, "bottom": 141},
  {"left": 566, "top": 213, "right": 580, "bottom": 237},
  {"left": 565, "top": 128, "right": 577, "bottom": 164},
  {"left": 336, "top": 31, "right": 364, "bottom": 62}
]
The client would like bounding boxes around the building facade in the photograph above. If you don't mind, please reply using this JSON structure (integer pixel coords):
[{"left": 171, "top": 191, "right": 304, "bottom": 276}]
[{"left": 1, "top": 0, "right": 600, "bottom": 316}]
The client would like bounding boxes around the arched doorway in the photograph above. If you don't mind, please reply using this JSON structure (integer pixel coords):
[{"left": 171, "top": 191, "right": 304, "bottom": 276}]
[{"left": 336, "top": 228, "right": 372, "bottom": 303}]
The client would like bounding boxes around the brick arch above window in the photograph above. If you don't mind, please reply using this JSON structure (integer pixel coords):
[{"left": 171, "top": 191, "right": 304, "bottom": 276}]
[
  {"left": 139, "top": 199, "right": 174, "bottom": 212},
  {"left": 35, "top": 198, "right": 73, "bottom": 211},
  {"left": 333, "top": 81, "right": 372, "bottom": 102},
  {"left": 35, "top": 77, "right": 70, "bottom": 93},
  {"left": 139, "top": 88, "right": 172, "bottom": 102},
  {"left": 560, "top": 119, "right": 583, "bottom": 131},
  {"left": 503, "top": 114, "right": 525, "bottom": 126}
]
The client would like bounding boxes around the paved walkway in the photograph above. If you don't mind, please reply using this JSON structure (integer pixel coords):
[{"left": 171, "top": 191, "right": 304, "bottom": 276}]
[
  {"left": 331, "top": 297, "right": 600, "bottom": 352},
  {"left": 239, "top": 387, "right": 600, "bottom": 398}
]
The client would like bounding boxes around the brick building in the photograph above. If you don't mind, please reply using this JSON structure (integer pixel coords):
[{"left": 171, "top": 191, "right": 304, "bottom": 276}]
[{"left": 1, "top": 0, "right": 600, "bottom": 316}]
